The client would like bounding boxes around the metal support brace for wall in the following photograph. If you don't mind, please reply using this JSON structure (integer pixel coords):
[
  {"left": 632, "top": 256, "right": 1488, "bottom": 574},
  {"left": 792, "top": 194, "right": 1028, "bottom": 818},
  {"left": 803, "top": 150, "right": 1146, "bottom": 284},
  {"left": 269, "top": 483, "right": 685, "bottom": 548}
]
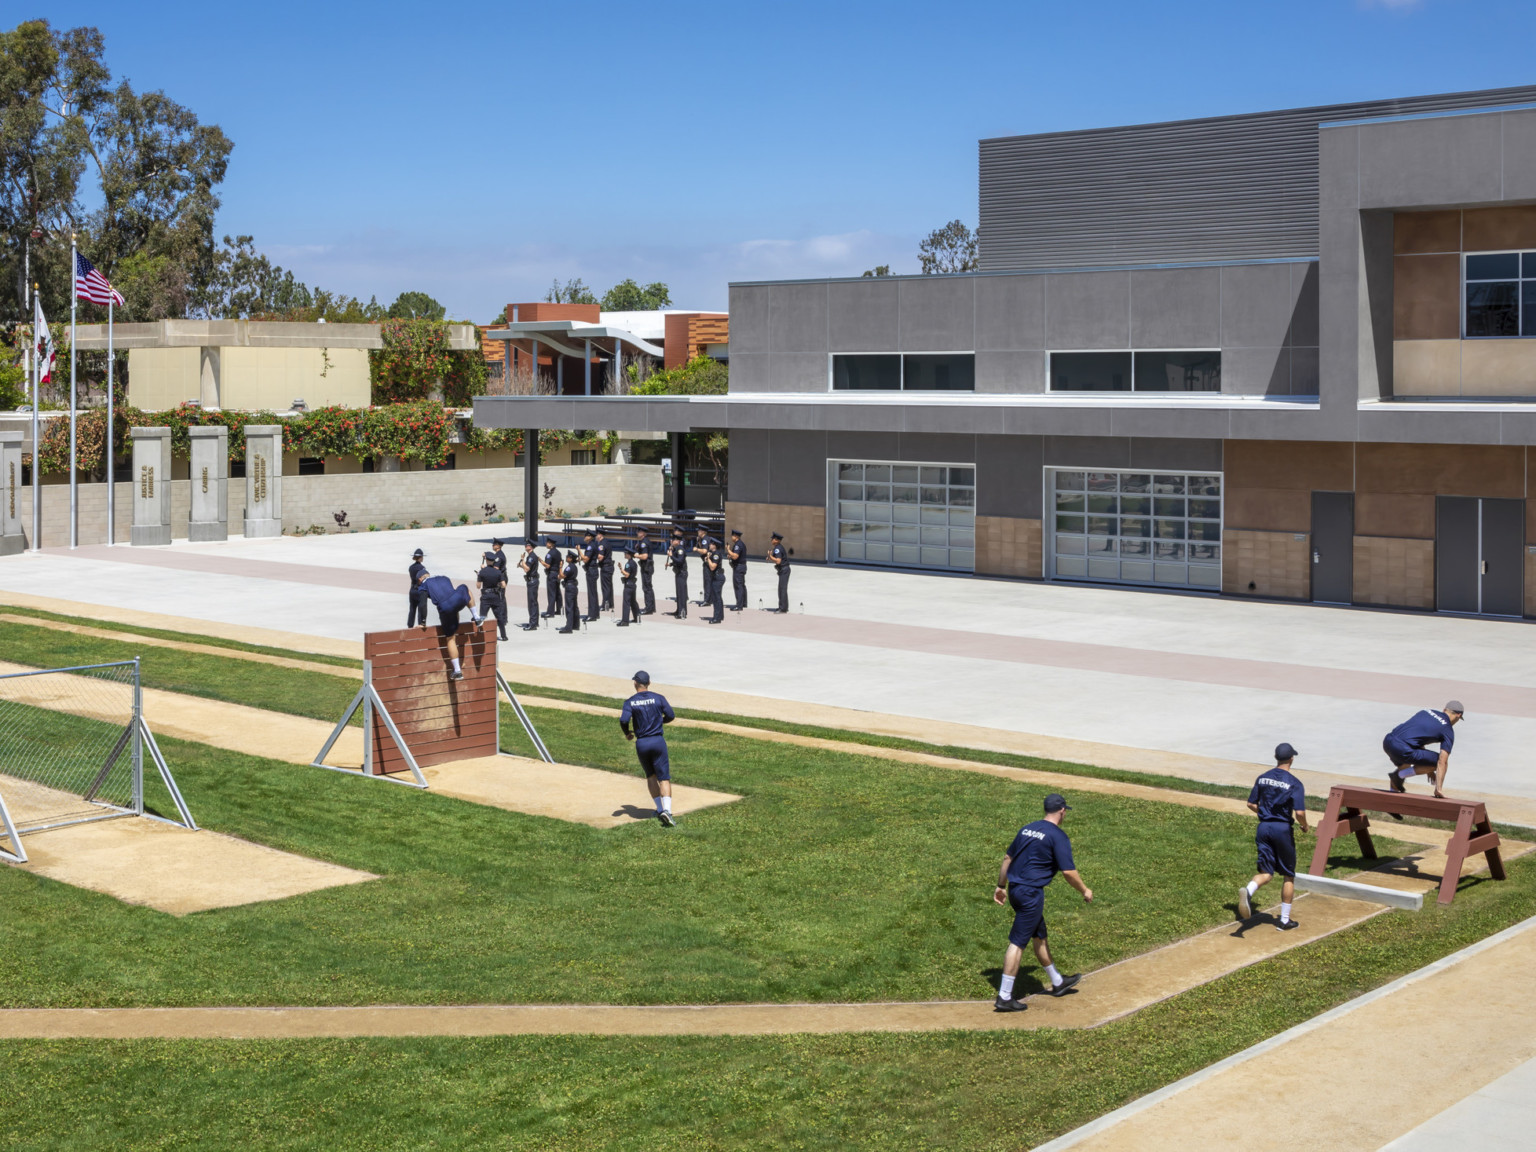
[
  {"left": 311, "top": 660, "right": 429, "bottom": 788},
  {"left": 496, "top": 671, "right": 554, "bottom": 762},
  {"left": 0, "top": 787, "right": 25, "bottom": 863}
]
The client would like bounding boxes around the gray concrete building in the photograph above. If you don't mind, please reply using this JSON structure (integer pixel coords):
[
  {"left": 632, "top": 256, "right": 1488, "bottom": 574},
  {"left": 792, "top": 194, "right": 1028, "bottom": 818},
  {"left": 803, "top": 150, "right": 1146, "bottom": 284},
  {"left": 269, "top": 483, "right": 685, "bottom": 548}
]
[{"left": 477, "top": 84, "right": 1536, "bottom": 618}]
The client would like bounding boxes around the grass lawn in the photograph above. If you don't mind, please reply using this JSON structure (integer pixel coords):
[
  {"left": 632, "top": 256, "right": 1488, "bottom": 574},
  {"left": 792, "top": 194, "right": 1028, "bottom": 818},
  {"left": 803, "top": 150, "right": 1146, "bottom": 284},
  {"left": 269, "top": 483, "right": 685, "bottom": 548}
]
[{"left": 2, "top": 858, "right": 1533, "bottom": 1151}]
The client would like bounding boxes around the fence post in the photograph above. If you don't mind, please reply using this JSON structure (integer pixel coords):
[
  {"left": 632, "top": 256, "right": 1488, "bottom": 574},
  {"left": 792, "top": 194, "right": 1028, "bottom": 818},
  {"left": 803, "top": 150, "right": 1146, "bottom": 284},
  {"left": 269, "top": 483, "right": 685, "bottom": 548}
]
[{"left": 132, "top": 657, "right": 145, "bottom": 815}]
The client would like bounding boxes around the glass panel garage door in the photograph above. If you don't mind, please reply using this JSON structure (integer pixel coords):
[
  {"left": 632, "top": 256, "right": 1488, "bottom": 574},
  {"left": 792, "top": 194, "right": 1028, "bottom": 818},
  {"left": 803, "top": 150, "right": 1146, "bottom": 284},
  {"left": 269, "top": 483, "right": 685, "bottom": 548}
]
[
  {"left": 833, "top": 460, "right": 976, "bottom": 572},
  {"left": 1050, "top": 468, "right": 1221, "bottom": 589}
]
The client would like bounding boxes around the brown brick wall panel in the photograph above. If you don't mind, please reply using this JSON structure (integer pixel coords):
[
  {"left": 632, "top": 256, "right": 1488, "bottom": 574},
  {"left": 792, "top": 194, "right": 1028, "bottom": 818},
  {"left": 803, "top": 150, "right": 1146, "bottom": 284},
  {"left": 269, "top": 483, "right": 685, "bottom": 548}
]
[
  {"left": 1393, "top": 254, "right": 1461, "bottom": 340},
  {"left": 1356, "top": 444, "right": 1525, "bottom": 498},
  {"left": 1224, "top": 488, "right": 1312, "bottom": 533},
  {"left": 723, "top": 501, "right": 827, "bottom": 562},
  {"left": 1352, "top": 536, "right": 1435, "bottom": 610},
  {"left": 1222, "top": 441, "right": 1353, "bottom": 492},
  {"left": 1222, "top": 529, "right": 1310, "bottom": 600},
  {"left": 1356, "top": 492, "right": 1436, "bottom": 539},
  {"left": 364, "top": 627, "right": 498, "bottom": 772},
  {"left": 1526, "top": 552, "right": 1536, "bottom": 618},
  {"left": 1393, "top": 210, "right": 1461, "bottom": 254},
  {"left": 975, "top": 516, "right": 1042, "bottom": 578},
  {"left": 1463, "top": 206, "right": 1536, "bottom": 251}
]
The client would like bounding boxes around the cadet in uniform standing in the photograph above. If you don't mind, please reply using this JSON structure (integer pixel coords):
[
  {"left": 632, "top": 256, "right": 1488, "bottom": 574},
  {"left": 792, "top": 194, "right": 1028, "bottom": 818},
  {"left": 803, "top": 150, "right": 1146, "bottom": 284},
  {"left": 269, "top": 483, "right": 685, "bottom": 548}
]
[
  {"left": 487, "top": 538, "right": 509, "bottom": 579},
  {"left": 692, "top": 525, "right": 716, "bottom": 606},
  {"left": 1384, "top": 701, "right": 1463, "bottom": 800},
  {"left": 541, "top": 537, "right": 563, "bottom": 619},
  {"left": 581, "top": 531, "right": 601, "bottom": 622},
  {"left": 616, "top": 546, "right": 643, "bottom": 626},
  {"left": 517, "top": 539, "right": 541, "bottom": 630},
  {"left": 666, "top": 528, "right": 689, "bottom": 618},
  {"left": 595, "top": 528, "right": 615, "bottom": 612},
  {"left": 416, "top": 569, "right": 484, "bottom": 679},
  {"left": 768, "top": 532, "right": 791, "bottom": 613},
  {"left": 635, "top": 527, "right": 657, "bottom": 615},
  {"left": 991, "top": 793, "right": 1091, "bottom": 1012},
  {"left": 620, "top": 670, "right": 677, "bottom": 826},
  {"left": 704, "top": 540, "right": 725, "bottom": 623},
  {"left": 727, "top": 528, "right": 748, "bottom": 611},
  {"left": 1237, "top": 743, "right": 1309, "bottom": 930},
  {"left": 407, "top": 548, "right": 430, "bottom": 628},
  {"left": 558, "top": 550, "right": 581, "bottom": 633},
  {"left": 477, "top": 551, "right": 509, "bottom": 641}
]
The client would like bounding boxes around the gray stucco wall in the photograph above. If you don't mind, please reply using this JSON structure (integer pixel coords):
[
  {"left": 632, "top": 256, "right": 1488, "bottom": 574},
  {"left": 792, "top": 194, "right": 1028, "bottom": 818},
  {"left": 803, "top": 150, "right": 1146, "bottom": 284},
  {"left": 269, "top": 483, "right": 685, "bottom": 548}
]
[
  {"left": 729, "top": 429, "right": 1223, "bottom": 517},
  {"left": 729, "top": 260, "right": 1318, "bottom": 397}
]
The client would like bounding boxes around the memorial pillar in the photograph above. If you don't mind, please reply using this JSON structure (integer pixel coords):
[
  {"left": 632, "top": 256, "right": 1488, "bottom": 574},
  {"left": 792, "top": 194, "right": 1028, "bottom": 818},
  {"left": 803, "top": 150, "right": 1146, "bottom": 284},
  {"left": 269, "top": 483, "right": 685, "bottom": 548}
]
[
  {"left": 188, "top": 425, "right": 229, "bottom": 542},
  {"left": 0, "top": 431, "right": 23, "bottom": 555},
  {"left": 243, "top": 424, "right": 283, "bottom": 538},
  {"left": 130, "top": 426, "right": 173, "bottom": 546}
]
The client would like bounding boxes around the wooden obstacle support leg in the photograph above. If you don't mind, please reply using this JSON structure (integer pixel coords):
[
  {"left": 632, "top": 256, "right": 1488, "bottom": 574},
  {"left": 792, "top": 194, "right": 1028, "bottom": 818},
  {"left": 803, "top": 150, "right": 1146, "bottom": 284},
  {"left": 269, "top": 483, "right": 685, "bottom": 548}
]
[
  {"left": 1349, "top": 807, "right": 1377, "bottom": 860},
  {"left": 1475, "top": 818, "right": 1507, "bottom": 881},
  {"left": 1308, "top": 787, "right": 1346, "bottom": 875},
  {"left": 1437, "top": 805, "right": 1478, "bottom": 906}
]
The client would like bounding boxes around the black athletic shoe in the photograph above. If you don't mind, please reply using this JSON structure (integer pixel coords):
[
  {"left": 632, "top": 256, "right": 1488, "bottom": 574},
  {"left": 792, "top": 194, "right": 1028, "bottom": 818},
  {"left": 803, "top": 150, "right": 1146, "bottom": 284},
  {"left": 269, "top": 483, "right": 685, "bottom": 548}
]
[
  {"left": 1050, "top": 974, "right": 1082, "bottom": 997},
  {"left": 449, "top": 670, "right": 464, "bottom": 681},
  {"left": 993, "top": 996, "right": 1027, "bottom": 1013},
  {"left": 658, "top": 811, "right": 677, "bottom": 828},
  {"left": 1389, "top": 770, "right": 1406, "bottom": 794},
  {"left": 1238, "top": 886, "right": 1254, "bottom": 920},
  {"left": 1276, "top": 918, "right": 1300, "bottom": 932}
]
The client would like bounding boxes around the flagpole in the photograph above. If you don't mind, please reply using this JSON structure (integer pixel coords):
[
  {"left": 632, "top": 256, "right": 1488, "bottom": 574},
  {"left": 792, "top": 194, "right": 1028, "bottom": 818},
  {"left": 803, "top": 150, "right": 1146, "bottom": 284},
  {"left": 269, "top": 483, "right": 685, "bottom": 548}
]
[
  {"left": 30, "top": 286, "right": 41, "bottom": 553},
  {"left": 69, "top": 235, "right": 78, "bottom": 550},
  {"left": 106, "top": 297, "right": 115, "bottom": 546}
]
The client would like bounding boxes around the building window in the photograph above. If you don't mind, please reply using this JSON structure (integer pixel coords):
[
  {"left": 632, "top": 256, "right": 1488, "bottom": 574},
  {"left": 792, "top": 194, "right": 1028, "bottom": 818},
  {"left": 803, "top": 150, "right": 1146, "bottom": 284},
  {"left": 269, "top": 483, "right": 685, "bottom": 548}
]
[
  {"left": 1464, "top": 251, "right": 1536, "bottom": 337},
  {"left": 831, "top": 354, "right": 975, "bottom": 391},
  {"left": 1049, "top": 351, "right": 1221, "bottom": 392},
  {"left": 1050, "top": 468, "right": 1221, "bottom": 589},
  {"left": 298, "top": 457, "right": 325, "bottom": 476},
  {"left": 831, "top": 460, "right": 975, "bottom": 572},
  {"left": 570, "top": 449, "right": 597, "bottom": 466}
]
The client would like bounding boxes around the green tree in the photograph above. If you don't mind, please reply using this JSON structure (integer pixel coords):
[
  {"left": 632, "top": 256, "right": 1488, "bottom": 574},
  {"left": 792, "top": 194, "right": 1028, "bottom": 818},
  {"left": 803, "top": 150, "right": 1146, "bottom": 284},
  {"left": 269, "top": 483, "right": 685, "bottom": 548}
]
[
  {"left": 545, "top": 277, "right": 596, "bottom": 305},
  {"left": 387, "top": 290, "right": 444, "bottom": 321},
  {"left": 629, "top": 354, "right": 727, "bottom": 396},
  {"left": 600, "top": 278, "right": 671, "bottom": 311},
  {"left": 862, "top": 265, "right": 891, "bottom": 278},
  {"left": 918, "top": 220, "right": 978, "bottom": 275}
]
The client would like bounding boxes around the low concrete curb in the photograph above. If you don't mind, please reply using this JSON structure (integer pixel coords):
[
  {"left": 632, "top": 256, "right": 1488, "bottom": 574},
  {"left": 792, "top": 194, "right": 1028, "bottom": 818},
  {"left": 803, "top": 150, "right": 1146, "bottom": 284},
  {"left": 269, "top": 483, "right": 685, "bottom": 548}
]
[{"left": 1293, "top": 872, "right": 1424, "bottom": 910}]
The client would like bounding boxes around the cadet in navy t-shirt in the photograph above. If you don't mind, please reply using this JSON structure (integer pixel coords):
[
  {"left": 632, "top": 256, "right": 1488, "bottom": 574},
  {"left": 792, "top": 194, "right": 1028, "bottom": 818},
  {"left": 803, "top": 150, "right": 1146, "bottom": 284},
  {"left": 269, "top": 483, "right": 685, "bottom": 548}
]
[
  {"left": 417, "top": 570, "right": 483, "bottom": 680},
  {"left": 1384, "top": 701, "right": 1463, "bottom": 799},
  {"left": 1237, "top": 743, "right": 1310, "bottom": 931},
  {"left": 619, "top": 670, "right": 678, "bottom": 827},
  {"left": 989, "top": 793, "right": 1093, "bottom": 1012}
]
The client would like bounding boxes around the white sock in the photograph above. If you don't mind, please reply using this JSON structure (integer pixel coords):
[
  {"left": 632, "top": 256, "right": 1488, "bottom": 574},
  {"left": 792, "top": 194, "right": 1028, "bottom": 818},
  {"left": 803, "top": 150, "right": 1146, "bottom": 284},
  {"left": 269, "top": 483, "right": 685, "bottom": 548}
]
[
  {"left": 1280, "top": 902, "right": 1292, "bottom": 923},
  {"left": 998, "top": 974, "right": 1016, "bottom": 1000},
  {"left": 451, "top": 658, "right": 461, "bottom": 673},
  {"left": 1044, "top": 964, "right": 1062, "bottom": 987},
  {"left": 1246, "top": 881, "right": 1258, "bottom": 896},
  {"left": 653, "top": 795, "right": 664, "bottom": 813},
  {"left": 1398, "top": 766, "right": 1416, "bottom": 780},
  {"left": 661, "top": 796, "right": 672, "bottom": 814}
]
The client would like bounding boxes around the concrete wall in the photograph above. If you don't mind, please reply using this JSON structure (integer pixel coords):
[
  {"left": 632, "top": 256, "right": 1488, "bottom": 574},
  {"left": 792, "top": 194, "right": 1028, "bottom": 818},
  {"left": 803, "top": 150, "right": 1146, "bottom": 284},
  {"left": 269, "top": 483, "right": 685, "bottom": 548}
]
[
  {"left": 11, "top": 464, "right": 662, "bottom": 547},
  {"left": 728, "top": 261, "right": 1319, "bottom": 397},
  {"left": 127, "top": 346, "right": 371, "bottom": 411}
]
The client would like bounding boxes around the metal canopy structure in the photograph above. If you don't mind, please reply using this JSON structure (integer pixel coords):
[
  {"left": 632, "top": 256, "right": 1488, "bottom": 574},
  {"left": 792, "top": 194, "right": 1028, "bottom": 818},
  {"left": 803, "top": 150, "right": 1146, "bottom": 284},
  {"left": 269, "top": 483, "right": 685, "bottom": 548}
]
[{"left": 485, "top": 321, "right": 666, "bottom": 398}]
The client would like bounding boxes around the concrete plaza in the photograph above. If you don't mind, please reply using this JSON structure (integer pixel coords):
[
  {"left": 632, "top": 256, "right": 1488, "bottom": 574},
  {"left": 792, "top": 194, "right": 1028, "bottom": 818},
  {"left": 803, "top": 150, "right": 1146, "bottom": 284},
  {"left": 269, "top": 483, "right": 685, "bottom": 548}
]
[{"left": 0, "top": 522, "right": 1532, "bottom": 807}]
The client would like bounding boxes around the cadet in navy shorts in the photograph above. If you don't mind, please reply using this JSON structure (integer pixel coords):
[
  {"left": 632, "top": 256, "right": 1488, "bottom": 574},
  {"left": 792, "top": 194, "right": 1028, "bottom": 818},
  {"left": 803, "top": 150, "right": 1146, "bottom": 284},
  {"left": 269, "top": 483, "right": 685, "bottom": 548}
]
[
  {"left": 1384, "top": 701, "right": 1463, "bottom": 801},
  {"left": 417, "top": 571, "right": 483, "bottom": 680},
  {"left": 619, "top": 670, "right": 678, "bottom": 827},
  {"left": 991, "top": 793, "right": 1093, "bottom": 1012},
  {"left": 1238, "top": 743, "right": 1311, "bottom": 931}
]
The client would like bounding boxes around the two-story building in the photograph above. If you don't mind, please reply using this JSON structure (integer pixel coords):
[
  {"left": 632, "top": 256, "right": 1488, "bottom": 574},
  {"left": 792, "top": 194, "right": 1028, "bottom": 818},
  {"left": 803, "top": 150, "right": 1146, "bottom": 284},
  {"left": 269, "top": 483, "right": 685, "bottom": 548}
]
[{"left": 477, "top": 83, "right": 1536, "bottom": 618}]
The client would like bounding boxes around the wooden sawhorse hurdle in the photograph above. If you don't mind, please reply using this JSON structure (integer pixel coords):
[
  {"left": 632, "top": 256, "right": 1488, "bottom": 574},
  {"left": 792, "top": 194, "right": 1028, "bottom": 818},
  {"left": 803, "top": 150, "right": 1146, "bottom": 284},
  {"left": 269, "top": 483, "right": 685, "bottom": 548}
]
[{"left": 1307, "top": 785, "right": 1505, "bottom": 906}]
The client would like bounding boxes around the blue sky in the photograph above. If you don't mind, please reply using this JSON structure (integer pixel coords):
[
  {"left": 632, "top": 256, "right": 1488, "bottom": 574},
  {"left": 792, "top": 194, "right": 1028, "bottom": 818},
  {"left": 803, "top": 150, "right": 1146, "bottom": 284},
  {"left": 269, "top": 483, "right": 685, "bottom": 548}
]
[{"left": 38, "top": 0, "right": 1536, "bottom": 320}]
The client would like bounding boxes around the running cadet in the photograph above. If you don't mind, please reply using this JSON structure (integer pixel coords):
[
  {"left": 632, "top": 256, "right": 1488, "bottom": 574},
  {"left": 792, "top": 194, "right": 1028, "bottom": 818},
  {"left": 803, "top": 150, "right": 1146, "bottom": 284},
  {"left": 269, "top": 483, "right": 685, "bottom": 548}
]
[
  {"left": 1384, "top": 701, "right": 1463, "bottom": 801},
  {"left": 991, "top": 793, "right": 1091, "bottom": 1012},
  {"left": 619, "top": 670, "right": 677, "bottom": 826},
  {"left": 417, "top": 569, "right": 484, "bottom": 679},
  {"left": 1238, "top": 742, "right": 1310, "bottom": 931}
]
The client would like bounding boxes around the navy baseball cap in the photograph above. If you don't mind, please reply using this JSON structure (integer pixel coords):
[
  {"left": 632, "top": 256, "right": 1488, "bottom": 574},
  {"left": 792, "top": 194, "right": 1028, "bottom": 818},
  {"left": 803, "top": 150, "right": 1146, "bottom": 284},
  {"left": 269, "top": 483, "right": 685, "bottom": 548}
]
[
  {"left": 633, "top": 670, "right": 650, "bottom": 685},
  {"left": 1274, "top": 742, "right": 1299, "bottom": 762},
  {"left": 1043, "top": 793, "right": 1072, "bottom": 813}
]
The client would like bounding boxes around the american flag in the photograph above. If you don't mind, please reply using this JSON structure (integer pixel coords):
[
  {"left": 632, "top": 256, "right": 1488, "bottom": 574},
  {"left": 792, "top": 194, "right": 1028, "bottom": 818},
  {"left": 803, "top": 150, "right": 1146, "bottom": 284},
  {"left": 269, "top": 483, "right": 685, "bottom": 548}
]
[{"left": 74, "top": 252, "right": 125, "bottom": 307}]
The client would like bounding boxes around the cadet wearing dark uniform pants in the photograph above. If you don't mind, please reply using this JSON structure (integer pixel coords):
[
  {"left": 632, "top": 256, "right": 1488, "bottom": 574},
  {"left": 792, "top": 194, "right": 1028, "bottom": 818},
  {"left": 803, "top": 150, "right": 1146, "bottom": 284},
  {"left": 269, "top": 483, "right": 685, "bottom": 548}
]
[
  {"left": 1384, "top": 701, "right": 1463, "bottom": 801},
  {"left": 541, "top": 537, "right": 563, "bottom": 618},
  {"left": 635, "top": 528, "right": 657, "bottom": 615},
  {"left": 407, "top": 549, "right": 430, "bottom": 628},
  {"left": 620, "top": 670, "right": 677, "bottom": 826},
  {"left": 991, "top": 793, "right": 1091, "bottom": 1012},
  {"left": 704, "top": 540, "right": 725, "bottom": 623},
  {"left": 477, "top": 552, "right": 509, "bottom": 641},
  {"left": 487, "top": 538, "right": 508, "bottom": 579},
  {"left": 692, "top": 526, "right": 716, "bottom": 606},
  {"left": 768, "top": 533, "right": 791, "bottom": 613},
  {"left": 558, "top": 550, "right": 581, "bottom": 633},
  {"left": 417, "top": 570, "right": 484, "bottom": 679},
  {"left": 616, "top": 547, "right": 643, "bottom": 626},
  {"left": 517, "top": 540, "right": 541, "bottom": 630},
  {"left": 727, "top": 529, "right": 748, "bottom": 611},
  {"left": 1237, "top": 743, "right": 1309, "bottom": 930},
  {"left": 666, "top": 528, "right": 689, "bottom": 618},
  {"left": 595, "top": 529, "right": 615, "bottom": 611},
  {"left": 580, "top": 531, "right": 601, "bottom": 621}
]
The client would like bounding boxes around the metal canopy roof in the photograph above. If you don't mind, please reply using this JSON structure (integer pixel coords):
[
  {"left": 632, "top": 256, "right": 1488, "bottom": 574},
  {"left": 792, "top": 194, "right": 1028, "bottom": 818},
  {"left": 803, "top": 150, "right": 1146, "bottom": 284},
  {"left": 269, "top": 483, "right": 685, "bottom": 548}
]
[{"left": 486, "top": 321, "right": 665, "bottom": 359}]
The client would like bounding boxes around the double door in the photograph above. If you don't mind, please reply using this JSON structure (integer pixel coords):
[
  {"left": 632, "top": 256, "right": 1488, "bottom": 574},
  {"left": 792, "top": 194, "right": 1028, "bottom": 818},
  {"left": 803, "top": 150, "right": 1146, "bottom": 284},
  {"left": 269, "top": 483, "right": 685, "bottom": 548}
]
[{"left": 1436, "top": 497, "right": 1524, "bottom": 616}]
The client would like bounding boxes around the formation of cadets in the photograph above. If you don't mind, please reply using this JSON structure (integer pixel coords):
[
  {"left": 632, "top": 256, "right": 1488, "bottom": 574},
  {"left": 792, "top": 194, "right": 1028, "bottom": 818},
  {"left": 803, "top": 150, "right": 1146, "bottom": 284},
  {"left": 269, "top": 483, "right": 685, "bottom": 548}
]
[{"left": 408, "top": 524, "right": 793, "bottom": 638}]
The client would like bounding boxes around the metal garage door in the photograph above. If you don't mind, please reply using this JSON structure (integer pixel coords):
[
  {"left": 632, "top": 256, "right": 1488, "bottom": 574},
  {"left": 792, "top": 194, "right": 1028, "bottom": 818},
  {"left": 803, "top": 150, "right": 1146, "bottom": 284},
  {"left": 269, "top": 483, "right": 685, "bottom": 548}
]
[
  {"left": 1049, "top": 468, "right": 1222, "bottom": 589},
  {"left": 831, "top": 460, "right": 976, "bottom": 572}
]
